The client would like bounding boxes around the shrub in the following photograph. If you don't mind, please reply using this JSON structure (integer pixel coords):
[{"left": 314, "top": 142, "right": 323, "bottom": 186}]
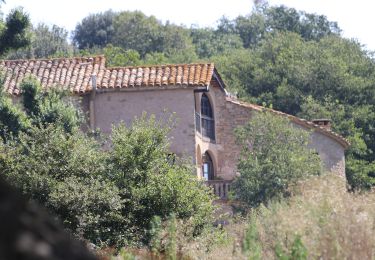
[
  {"left": 109, "top": 114, "right": 215, "bottom": 241},
  {"left": 148, "top": 215, "right": 162, "bottom": 254},
  {"left": 233, "top": 111, "right": 321, "bottom": 207},
  {"left": 0, "top": 125, "right": 126, "bottom": 246},
  {"left": 0, "top": 84, "right": 31, "bottom": 140},
  {"left": 242, "top": 211, "right": 262, "bottom": 260},
  {"left": 165, "top": 214, "right": 177, "bottom": 260},
  {"left": 0, "top": 77, "right": 81, "bottom": 141},
  {"left": 21, "top": 78, "right": 82, "bottom": 133}
]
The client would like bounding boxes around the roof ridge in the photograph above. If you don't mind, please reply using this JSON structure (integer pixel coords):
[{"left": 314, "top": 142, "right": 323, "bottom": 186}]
[
  {"left": 107, "top": 62, "right": 215, "bottom": 70},
  {"left": 0, "top": 55, "right": 105, "bottom": 63}
]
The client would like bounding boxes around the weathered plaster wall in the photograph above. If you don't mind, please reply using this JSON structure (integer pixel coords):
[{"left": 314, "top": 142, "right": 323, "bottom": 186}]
[
  {"left": 308, "top": 130, "right": 346, "bottom": 176},
  {"left": 93, "top": 88, "right": 196, "bottom": 160}
]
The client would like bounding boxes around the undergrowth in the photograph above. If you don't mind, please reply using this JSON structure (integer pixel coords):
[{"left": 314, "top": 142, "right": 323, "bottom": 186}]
[{"left": 106, "top": 174, "right": 375, "bottom": 259}]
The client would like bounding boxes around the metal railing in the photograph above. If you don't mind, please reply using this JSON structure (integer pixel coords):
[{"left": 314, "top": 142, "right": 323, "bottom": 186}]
[{"left": 206, "top": 180, "right": 232, "bottom": 200}]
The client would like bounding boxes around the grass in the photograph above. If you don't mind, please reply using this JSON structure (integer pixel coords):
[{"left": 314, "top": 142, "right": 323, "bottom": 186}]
[
  {"left": 254, "top": 174, "right": 375, "bottom": 259},
  {"left": 104, "top": 174, "right": 375, "bottom": 259}
]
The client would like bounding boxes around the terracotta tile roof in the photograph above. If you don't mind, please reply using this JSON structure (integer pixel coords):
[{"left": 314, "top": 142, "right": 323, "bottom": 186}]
[
  {"left": 226, "top": 97, "right": 350, "bottom": 149},
  {"left": 0, "top": 56, "right": 215, "bottom": 95}
]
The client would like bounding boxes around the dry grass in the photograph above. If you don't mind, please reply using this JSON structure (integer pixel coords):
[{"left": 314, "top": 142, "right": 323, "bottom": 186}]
[
  {"left": 254, "top": 174, "right": 375, "bottom": 259},
  {"left": 107, "top": 174, "right": 375, "bottom": 259}
]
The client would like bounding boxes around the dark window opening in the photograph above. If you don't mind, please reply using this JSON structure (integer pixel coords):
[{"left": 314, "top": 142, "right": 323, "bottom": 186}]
[
  {"left": 199, "top": 94, "right": 215, "bottom": 140},
  {"left": 202, "top": 152, "right": 214, "bottom": 180},
  {"left": 201, "top": 94, "right": 213, "bottom": 118}
]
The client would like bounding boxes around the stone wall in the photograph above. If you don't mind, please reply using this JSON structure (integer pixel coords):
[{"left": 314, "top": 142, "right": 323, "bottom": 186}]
[
  {"left": 93, "top": 88, "right": 196, "bottom": 160},
  {"left": 195, "top": 81, "right": 253, "bottom": 180},
  {"left": 194, "top": 81, "right": 346, "bottom": 180}
]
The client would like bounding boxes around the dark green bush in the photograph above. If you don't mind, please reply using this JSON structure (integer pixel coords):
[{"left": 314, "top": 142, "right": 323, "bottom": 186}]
[
  {"left": 233, "top": 111, "right": 321, "bottom": 207},
  {"left": 21, "top": 78, "right": 82, "bottom": 133},
  {"left": 0, "top": 125, "right": 126, "bottom": 246},
  {"left": 109, "top": 115, "right": 214, "bottom": 240}
]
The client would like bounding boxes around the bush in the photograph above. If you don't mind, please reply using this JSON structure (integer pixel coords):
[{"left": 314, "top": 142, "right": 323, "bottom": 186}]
[
  {"left": 109, "top": 114, "right": 214, "bottom": 241},
  {"left": 0, "top": 125, "right": 126, "bottom": 246},
  {"left": 21, "top": 78, "right": 82, "bottom": 133},
  {"left": 346, "top": 158, "right": 375, "bottom": 191},
  {"left": 0, "top": 77, "right": 81, "bottom": 141},
  {"left": 0, "top": 81, "right": 31, "bottom": 140},
  {"left": 232, "top": 111, "right": 321, "bottom": 207}
]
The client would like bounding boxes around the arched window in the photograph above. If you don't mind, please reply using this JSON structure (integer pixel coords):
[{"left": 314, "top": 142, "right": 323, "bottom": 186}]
[
  {"left": 200, "top": 94, "right": 215, "bottom": 139},
  {"left": 202, "top": 152, "right": 214, "bottom": 180}
]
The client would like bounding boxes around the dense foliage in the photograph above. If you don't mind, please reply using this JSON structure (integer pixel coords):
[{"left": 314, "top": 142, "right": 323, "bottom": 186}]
[
  {"left": 6, "top": 23, "right": 73, "bottom": 59},
  {"left": 233, "top": 111, "right": 321, "bottom": 206},
  {"left": 0, "top": 7, "right": 31, "bottom": 55},
  {"left": 109, "top": 116, "right": 214, "bottom": 238},
  {"left": 0, "top": 79, "right": 214, "bottom": 247}
]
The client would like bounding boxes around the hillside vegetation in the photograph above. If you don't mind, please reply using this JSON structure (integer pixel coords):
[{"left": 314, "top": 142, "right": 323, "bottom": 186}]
[{"left": 0, "top": 1, "right": 374, "bottom": 259}]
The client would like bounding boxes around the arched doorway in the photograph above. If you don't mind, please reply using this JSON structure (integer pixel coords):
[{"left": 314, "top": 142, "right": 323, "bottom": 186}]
[{"left": 202, "top": 151, "right": 214, "bottom": 180}]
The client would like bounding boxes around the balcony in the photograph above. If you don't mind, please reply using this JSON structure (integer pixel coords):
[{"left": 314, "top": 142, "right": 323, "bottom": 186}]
[{"left": 206, "top": 180, "right": 232, "bottom": 200}]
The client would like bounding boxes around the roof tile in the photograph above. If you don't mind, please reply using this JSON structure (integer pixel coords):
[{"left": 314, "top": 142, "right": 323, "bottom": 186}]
[{"left": 0, "top": 56, "right": 215, "bottom": 95}]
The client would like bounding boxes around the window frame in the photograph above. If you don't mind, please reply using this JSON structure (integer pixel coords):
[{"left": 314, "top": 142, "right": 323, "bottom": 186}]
[{"left": 198, "top": 93, "right": 215, "bottom": 140}]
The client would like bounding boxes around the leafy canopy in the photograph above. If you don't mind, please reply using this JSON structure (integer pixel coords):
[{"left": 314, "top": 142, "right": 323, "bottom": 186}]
[{"left": 0, "top": 7, "right": 31, "bottom": 55}]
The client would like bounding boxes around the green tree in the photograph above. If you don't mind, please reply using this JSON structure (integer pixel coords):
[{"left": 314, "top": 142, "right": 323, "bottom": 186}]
[
  {"left": 0, "top": 7, "right": 31, "bottom": 55},
  {"left": 0, "top": 124, "right": 126, "bottom": 246},
  {"left": 112, "top": 11, "right": 162, "bottom": 57},
  {"left": 6, "top": 23, "right": 73, "bottom": 59},
  {"left": 233, "top": 111, "right": 321, "bottom": 206},
  {"left": 103, "top": 44, "right": 141, "bottom": 67},
  {"left": 234, "top": 12, "right": 266, "bottom": 48},
  {"left": 21, "top": 78, "right": 82, "bottom": 133},
  {"left": 0, "top": 87, "right": 31, "bottom": 140},
  {"left": 73, "top": 10, "right": 116, "bottom": 49},
  {"left": 191, "top": 26, "right": 244, "bottom": 58}
]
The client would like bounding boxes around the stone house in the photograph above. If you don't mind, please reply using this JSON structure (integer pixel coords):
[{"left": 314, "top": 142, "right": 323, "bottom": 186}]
[{"left": 1, "top": 56, "right": 349, "bottom": 198}]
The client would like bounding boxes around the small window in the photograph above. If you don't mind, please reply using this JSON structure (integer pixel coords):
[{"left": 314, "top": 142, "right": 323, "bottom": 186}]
[
  {"left": 200, "top": 94, "right": 215, "bottom": 140},
  {"left": 202, "top": 152, "right": 214, "bottom": 180}
]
